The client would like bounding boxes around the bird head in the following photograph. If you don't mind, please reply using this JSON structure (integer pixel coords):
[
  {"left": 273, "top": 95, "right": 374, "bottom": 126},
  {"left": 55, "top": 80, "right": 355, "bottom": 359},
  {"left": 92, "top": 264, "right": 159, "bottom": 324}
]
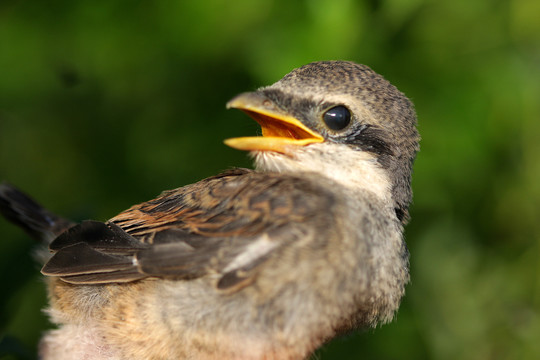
[{"left": 226, "top": 61, "right": 419, "bottom": 223}]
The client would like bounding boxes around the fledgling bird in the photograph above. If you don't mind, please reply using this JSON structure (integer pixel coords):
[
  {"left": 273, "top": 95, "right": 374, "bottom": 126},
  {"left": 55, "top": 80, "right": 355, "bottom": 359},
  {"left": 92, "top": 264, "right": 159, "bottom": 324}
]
[{"left": 0, "top": 61, "right": 419, "bottom": 360}]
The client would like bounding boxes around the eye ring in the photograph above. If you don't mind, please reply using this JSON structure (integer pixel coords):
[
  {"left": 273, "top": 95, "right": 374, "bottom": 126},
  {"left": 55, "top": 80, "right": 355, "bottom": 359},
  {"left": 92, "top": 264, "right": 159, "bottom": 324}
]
[{"left": 323, "top": 106, "right": 351, "bottom": 131}]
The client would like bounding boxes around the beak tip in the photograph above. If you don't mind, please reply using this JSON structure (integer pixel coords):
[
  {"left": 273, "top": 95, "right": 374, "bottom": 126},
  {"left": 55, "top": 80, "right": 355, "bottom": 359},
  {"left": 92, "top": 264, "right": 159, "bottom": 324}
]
[
  {"left": 226, "top": 92, "right": 264, "bottom": 111},
  {"left": 226, "top": 93, "right": 247, "bottom": 110}
]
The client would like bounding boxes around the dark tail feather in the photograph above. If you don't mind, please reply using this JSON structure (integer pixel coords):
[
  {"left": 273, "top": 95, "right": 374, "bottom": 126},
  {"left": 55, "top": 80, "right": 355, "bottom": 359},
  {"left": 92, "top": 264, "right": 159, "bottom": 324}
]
[{"left": 0, "top": 182, "right": 74, "bottom": 244}]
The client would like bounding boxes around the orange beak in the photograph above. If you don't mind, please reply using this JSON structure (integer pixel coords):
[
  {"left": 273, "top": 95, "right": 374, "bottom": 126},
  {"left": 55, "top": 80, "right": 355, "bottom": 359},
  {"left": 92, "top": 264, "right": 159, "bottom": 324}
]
[{"left": 225, "top": 93, "right": 324, "bottom": 154}]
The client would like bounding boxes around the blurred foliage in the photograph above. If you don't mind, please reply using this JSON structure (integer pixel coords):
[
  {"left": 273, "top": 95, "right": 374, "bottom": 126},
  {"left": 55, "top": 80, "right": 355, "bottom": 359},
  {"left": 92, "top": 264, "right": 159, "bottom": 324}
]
[{"left": 0, "top": 0, "right": 539, "bottom": 359}]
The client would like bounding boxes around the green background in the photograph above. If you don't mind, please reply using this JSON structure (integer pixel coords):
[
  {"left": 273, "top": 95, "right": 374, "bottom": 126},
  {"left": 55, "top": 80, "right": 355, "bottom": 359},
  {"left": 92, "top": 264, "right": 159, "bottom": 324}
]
[{"left": 1, "top": 0, "right": 539, "bottom": 359}]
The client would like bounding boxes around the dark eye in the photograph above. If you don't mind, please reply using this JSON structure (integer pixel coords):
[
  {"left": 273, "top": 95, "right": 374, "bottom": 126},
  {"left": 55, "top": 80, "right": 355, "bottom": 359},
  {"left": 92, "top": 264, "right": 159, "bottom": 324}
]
[{"left": 323, "top": 106, "right": 351, "bottom": 131}]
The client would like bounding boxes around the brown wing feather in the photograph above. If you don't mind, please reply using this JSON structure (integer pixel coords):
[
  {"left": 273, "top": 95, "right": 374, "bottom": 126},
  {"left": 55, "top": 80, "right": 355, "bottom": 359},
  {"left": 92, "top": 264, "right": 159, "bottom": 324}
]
[{"left": 43, "top": 168, "right": 336, "bottom": 289}]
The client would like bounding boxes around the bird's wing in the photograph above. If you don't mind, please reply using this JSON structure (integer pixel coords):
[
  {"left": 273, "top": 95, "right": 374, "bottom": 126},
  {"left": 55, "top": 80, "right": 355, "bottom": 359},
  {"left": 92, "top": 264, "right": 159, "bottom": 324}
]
[{"left": 41, "top": 168, "right": 336, "bottom": 290}]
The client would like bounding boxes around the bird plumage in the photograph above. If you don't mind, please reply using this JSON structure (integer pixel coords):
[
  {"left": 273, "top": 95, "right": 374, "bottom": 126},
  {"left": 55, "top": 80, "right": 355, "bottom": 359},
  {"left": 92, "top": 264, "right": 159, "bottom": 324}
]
[{"left": 0, "top": 60, "right": 419, "bottom": 359}]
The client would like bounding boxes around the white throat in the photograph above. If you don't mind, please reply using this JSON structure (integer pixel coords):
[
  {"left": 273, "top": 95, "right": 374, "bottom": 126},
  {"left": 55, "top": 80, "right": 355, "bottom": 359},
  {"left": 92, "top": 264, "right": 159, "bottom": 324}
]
[{"left": 253, "top": 142, "right": 392, "bottom": 202}]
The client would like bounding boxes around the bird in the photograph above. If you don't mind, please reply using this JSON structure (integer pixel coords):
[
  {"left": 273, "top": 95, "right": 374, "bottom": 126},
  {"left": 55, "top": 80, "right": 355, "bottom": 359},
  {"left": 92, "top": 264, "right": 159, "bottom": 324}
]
[{"left": 0, "top": 60, "right": 419, "bottom": 360}]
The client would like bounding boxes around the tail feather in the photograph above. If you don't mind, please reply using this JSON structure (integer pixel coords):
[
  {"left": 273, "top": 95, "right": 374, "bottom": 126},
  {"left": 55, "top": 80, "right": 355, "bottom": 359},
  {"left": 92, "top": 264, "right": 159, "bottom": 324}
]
[{"left": 0, "top": 182, "right": 74, "bottom": 244}]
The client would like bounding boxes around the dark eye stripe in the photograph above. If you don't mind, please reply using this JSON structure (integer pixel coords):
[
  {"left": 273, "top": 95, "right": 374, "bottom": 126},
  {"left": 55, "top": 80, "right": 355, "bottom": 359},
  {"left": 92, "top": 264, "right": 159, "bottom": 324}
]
[{"left": 346, "top": 125, "right": 394, "bottom": 158}]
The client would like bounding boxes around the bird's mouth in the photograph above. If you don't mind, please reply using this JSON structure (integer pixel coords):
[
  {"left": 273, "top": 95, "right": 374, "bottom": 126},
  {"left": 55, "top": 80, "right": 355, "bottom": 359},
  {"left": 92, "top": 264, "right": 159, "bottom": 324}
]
[{"left": 225, "top": 93, "right": 324, "bottom": 154}]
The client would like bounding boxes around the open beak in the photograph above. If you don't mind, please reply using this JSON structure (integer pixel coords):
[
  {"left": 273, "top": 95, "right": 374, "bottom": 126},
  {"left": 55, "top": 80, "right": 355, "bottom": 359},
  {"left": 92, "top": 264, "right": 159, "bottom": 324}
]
[{"left": 225, "top": 92, "right": 324, "bottom": 154}]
